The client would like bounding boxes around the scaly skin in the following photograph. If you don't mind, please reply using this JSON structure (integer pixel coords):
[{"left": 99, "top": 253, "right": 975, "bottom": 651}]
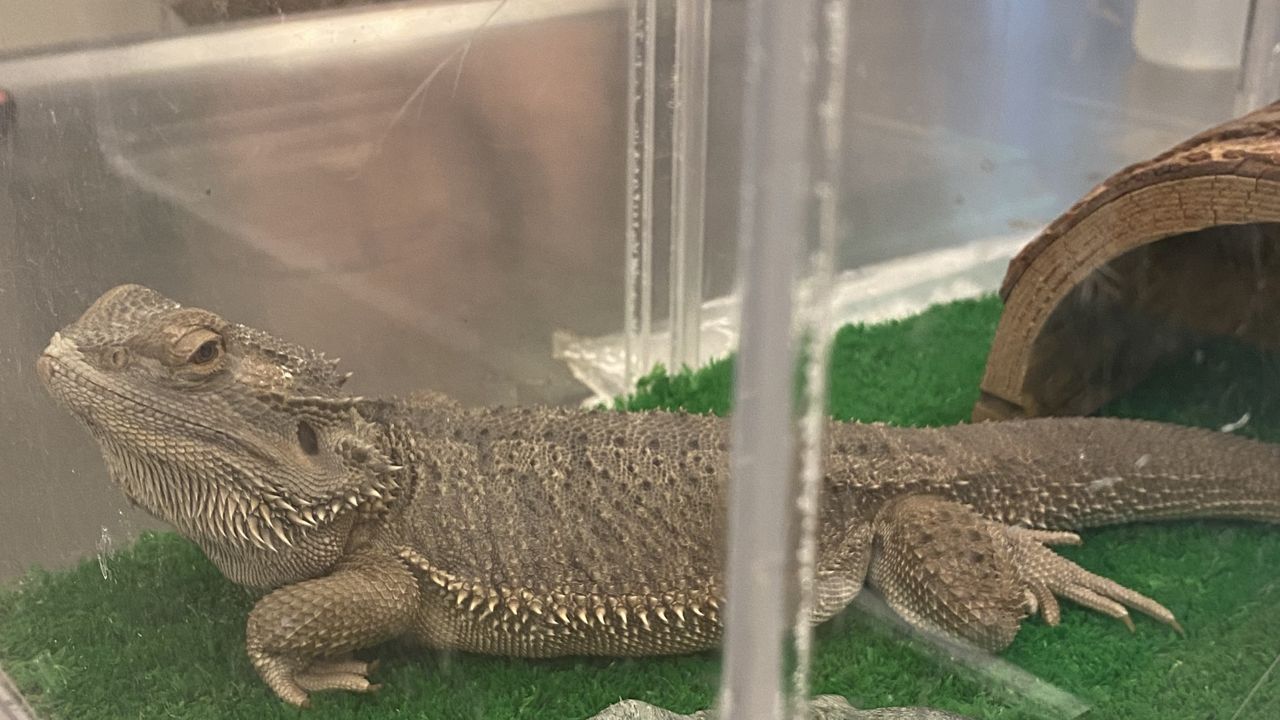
[{"left": 36, "top": 285, "right": 1280, "bottom": 708}]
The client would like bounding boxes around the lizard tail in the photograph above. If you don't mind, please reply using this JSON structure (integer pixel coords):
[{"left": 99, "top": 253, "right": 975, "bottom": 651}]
[{"left": 944, "top": 417, "right": 1280, "bottom": 528}]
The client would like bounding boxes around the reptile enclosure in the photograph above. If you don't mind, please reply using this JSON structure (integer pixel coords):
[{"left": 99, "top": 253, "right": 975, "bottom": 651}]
[
  {"left": 4, "top": 2, "right": 1280, "bottom": 719},
  {"left": 975, "top": 100, "right": 1280, "bottom": 422}
]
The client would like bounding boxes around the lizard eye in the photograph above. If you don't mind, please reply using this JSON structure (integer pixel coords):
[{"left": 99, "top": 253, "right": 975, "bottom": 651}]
[
  {"left": 173, "top": 327, "right": 225, "bottom": 371},
  {"left": 106, "top": 347, "right": 130, "bottom": 369},
  {"left": 190, "top": 339, "right": 222, "bottom": 365}
]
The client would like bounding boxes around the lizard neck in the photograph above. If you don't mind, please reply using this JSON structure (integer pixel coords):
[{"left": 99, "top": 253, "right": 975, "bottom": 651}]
[{"left": 200, "top": 514, "right": 357, "bottom": 589}]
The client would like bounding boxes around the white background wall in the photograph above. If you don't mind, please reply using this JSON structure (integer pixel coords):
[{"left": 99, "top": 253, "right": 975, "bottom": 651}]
[{"left": 0, "top": 0, "right": 174, "bottom": 54}]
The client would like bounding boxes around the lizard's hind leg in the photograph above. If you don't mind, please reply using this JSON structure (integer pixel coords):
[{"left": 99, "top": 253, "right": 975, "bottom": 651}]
[
  {"left": 867, "top": 495, "right": 1181, "bottom": 652},
  {"left": 868, "top": 495, "right": 1030, "bottom": 651}
]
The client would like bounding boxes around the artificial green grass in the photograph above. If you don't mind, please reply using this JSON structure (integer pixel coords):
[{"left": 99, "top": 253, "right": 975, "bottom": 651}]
[{"left": 2, "top": 295, "right": 1278, "bottom": 719}]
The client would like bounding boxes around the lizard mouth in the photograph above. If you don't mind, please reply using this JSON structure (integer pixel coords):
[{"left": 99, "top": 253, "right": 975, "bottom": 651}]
[
  {"left": 37, "top": 333, "right": 114, "bottom": 411},
  {"left": 36, "top": 350, "right": 110, "bottom": 420}
]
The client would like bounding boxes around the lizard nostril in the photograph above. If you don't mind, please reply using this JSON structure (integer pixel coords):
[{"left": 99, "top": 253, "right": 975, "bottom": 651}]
[{"left": 36, "top": 332, "right": 75, "bottom": 386}]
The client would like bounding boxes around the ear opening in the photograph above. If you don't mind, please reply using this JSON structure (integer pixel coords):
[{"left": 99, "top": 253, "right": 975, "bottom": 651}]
[{"left": 297, "top": 420, "right": 320, "bottom": 455}]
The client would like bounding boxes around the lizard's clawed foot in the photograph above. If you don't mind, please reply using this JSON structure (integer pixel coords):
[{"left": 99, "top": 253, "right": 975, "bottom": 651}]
[
  {"left": 868, "top": 495, "right": 1183, "bottom": 652},
  {"left": 243, "top": 554, "right": 419, "bottom": 706},
  {"left": 1005, "top": 526, "right": 1184, "bottom": 635},
  {"left": 250, "top": 652, "right": 381, "bottom": 708}
]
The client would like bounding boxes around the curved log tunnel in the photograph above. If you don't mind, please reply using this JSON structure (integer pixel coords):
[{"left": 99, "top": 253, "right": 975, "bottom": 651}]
[{"left": 976, "top": 100, "right": 1280, "bottom": 422}]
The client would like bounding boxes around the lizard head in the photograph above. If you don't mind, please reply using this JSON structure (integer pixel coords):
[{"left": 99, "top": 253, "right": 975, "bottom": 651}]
[{"left": 36, "top": 284, "right": 401, "bottom": 566}]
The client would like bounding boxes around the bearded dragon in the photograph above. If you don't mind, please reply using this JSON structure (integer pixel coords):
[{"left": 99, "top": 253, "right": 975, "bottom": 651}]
[{"left": 35, "top": 284, "right": 1280, "bottom": 711}]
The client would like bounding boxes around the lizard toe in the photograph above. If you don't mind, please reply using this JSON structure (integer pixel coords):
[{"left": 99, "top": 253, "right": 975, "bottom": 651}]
[
  {"left": 295, "top": 655, "right": 381, "bottom": 694},
  {"left": 250, "top": 652, "right": 382, "bottom": 704},
  {"left": 1023, "top": 580, "right": 1061, "bottom": 626},
  {"left": 1008, "top": 529, "right": 1181, "bottom": 634},
  {"left": 248, "top": 651, "right": 311, "bottom": 707},
  {"left": 307, "top": 656, "right": 377, "bottom": 677},
  {"left": 295, "top": 670, "right": 378, "bottom": 694}
]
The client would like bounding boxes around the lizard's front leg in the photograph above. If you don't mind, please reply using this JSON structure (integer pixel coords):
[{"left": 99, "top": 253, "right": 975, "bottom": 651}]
[
  {"left": 868, "top": 495, "right": 1181, "bottom": 651},
  {"left": 245, "top": 552, "right": 421, "bottom": 707}
]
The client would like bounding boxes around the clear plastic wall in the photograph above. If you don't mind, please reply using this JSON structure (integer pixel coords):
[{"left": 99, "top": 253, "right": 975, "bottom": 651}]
[
  {"left": 1, "top": 1, "right": 633, "bottom": 580},
  {"left": 2, "top": 1, "right": 1280, "bottom": 719},
  {"left": 561, "top": 0, "right": 1280, "bottom": 403}
]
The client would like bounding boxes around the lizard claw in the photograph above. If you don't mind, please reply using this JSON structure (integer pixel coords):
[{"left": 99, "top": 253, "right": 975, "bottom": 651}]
[
  {"left": 867, "top": 495, "right": 1185, "bottom": 652},
  {"left": 250, "top": 651, "right": 381, "bottom": 707},
  {"left": 249, "top": 651, "right": 310, "bottom": 707},
  {"left": 1006, "top": 526, "right": 1183, "bottom": 635}
]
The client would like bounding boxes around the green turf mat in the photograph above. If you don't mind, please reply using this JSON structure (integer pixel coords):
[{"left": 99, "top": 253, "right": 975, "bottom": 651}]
[{"left": 1, "top": 295, "right": 1277, "bottom": 719}]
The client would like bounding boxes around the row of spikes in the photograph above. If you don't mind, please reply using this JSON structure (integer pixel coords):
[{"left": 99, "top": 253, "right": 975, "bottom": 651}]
[
  {"left": 106, "top": 445, "right": 296, "bottom": 554},
  {"left": 204, "top": 403, "right": 403, "bottom": 552},
  {"left": 398, "top": 548, "right": 723, "bottom": 634},
  {"left": 197, "top": 441, "right": 402, "bottom": 553},
  {"left": 98, "top": 437, "right": 289, "bottom": 554},
  {"left": 200, "top": 475, "right": 400, "bottom": 553},
  {"left": 233, "top": 325, "right": 352, "bottom": 391},
  {"left": 93, "top": 376, "right": 399, "bottom": 553}
]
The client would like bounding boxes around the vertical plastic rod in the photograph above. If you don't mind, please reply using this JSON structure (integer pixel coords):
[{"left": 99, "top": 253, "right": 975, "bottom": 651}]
[
  {"left": 790, "top": 0, "right": 849, "bottom": 714},
  {"left": 668, "top": 0, "right": 711, "bottom": 372},
  {"left": 1237, "top": 0, "right": 1280, "bottom": 114},
  {"left": 624, "top": 0, "right": 658, "bottom": 388},
  {"left": 720, "top": 0, "right": 818, "bottom": 717}
]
